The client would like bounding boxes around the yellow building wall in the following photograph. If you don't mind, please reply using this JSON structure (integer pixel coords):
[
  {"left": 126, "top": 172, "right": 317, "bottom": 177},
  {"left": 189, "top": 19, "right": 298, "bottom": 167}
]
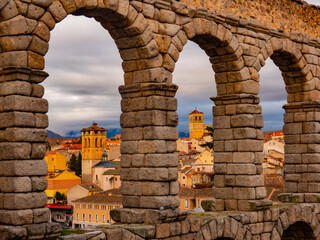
[
  {"left": 179, "top": 198, "right": 195, "bottom": 210},
  {"left": 189, "top": 113, "right": 204, "bottom": 139},
  {"left": 72, "top": 202, "right": 122, "bottom": 226},
  {"left": 195, "top": 150, "right": 213, "bottom": 165},
  {"left": 45, "top": 153, "right": 67, "bottom": 172},
  {"left": 46, "top": 171, "right": 81, "bottom": 198},
  {"left": 82, "top": 133, "right": 106, "bottom": 161},
  {"left": 187, "top": 175, "right": 193, "bottom": 188},
  {"left": 82, "top": 130, "right": 107, "bottom": 184}
]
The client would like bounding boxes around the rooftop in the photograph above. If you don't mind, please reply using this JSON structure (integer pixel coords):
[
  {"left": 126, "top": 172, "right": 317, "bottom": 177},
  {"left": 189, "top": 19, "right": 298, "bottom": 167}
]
[
  {"left": 81, "top": 122, "right": 108, "bottom": 132},
  {"left": 72, "top": 188, "right": 122, "bottom": 204},
  {"left": 189, "top": 110, "right": 204, "bottom": 115}
]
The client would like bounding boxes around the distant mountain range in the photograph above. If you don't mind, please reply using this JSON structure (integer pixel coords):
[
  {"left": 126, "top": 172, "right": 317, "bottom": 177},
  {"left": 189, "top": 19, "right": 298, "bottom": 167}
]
[
  {"left": 47, "top": 129, "right": 189, "bottom": 139},
  {"left": 47, "top": 130, "right": 67, "bottom": 139}
]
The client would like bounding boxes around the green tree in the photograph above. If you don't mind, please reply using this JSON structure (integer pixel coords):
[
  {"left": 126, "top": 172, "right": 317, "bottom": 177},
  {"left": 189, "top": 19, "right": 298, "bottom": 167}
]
[
  {"left": 55, "top": 191, "right": 63, "bottom": 201},
  {"left": 200, "top": 126, "right": 213, "bottom": 149},
  {"left": 46, "top": 141, "right": 51, "bottom": 151},
  {"left": 68, "top": 153, "right": 82, "bottom": 177}
]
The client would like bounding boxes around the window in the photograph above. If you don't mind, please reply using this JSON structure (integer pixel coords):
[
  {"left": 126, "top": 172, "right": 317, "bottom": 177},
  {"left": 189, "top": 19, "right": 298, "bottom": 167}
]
[
  {"left": 75, "top": 204, "right": 80, "bottom": 208},
  {"left": 102, "top": 215, "right": 105, "bottom": 223},
  {"left": 83, "top": 214, "right": 85, "bottom": 221},
  {"left": 88, "top": 204, "right": 92, "bottom": 209},
  {"left": 185, "top": 199, "right": 189, "bottom": 208},
  {"left": 76, "top": 213, "right": 79, "bottom": 221},
  {"left": 195, "top": 116, "right": 197, "bottom": 120},
  {"left": 89, "top": 214, "right": 91, "bottom": 222},
  {"left": 96, "top": 214, "right": 98, "bottom": 222},
  {"left": 199, "top": 116, "right": 201, "bottom": 120},
  {"left": 101, "top": 205, "right": 106, "bottom": 210},
  {"left": 183, "top": 176, "right": 185, "bottom": 179},
  {"left": 94, "top": 205, "right": 99, "bottom": 210},
  {"left": 81, "top": 204, "right": 86, "bottom": 209}
]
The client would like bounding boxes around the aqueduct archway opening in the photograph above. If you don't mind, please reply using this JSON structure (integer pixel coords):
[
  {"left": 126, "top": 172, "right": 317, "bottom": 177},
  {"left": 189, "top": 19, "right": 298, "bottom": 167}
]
[{"left": 0, "top": 0, "right": 320, "bottom": 239}]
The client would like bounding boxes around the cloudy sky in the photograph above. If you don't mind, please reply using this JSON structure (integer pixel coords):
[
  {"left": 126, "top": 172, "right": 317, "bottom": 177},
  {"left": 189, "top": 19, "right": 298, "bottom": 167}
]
[{"left": 44, "top": 0, "right": 318, "bottom": 137}]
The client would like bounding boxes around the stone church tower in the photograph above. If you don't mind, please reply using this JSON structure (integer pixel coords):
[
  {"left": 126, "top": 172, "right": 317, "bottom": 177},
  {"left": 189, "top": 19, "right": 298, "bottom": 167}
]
[
  {"left": 81, "top": 122, "right": 107, "bottom": 184},
  {"left": 189, "top": 110, "right": 205, "bottom": 139}
]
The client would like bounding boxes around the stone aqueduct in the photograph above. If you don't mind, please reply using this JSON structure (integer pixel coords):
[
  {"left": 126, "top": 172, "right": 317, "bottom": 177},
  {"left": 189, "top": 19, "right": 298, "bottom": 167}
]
[{"left": 0, "top": 0, "right": 320, "bottom": 239}]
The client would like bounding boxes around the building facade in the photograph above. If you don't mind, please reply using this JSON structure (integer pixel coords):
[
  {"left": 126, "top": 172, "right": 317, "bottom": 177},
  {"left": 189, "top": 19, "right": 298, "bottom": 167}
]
[
  {"left": 71, "top": 189, "right": 122, "bottom": 229},
  {"left": 188, "top": 110, "right": 205, "bottom": 139},
  {"left": 81, "top": 122, "right": 107, "bottom": 184}
]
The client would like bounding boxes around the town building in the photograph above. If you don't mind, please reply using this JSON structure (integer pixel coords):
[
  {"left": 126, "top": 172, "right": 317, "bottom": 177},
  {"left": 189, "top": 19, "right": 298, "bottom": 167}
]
[
  {"left": 81, "top": 122, "right": 107, "bottom": 184},
  {"left": 71, "top": 189, "right": 122, "bottom": 229},
  {"left": 263, "top": 130, "right": 284, "bottom": 142},
  {"left": 263, "top": 139, "right": 284, "bottom": 155},
  {"left": 45, "top": 204, "right": 73, "bottom": 227},
  {"left": 67, "top": 184, "right": 103, "bottom": 204},
  {"left": 189, "top": 110, "right": 205, "bottom": 139},
  {"left": 44, "top": 151, "right": 67, "bottom": 172},
  {"left": 46, "top": 170, "right": 81, "bottom": 199},
  {"left": 92, "top": 149, "right": 121, "bottom": 191}
]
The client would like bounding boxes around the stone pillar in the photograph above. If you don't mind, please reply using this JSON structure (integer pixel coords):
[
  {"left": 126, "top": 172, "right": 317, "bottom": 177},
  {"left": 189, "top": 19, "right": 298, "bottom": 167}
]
[
  {"left": 281, "top": 101, "right": 320, "bottom": 203},
  {"left": 114, "top": 82, "right": 188, "bottom": 224},
  {"left": 211, "top": 94, "right": 270, "bottom": 211},
  {"left": 0, "top": 67, "right": 60, "bottom": 239}
]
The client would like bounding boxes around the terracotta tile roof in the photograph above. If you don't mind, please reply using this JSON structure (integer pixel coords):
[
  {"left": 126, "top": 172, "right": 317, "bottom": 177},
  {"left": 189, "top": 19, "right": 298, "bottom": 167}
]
[
  {"left": 179, "top": 187, "right": 195, "bottom": 198},
  {"left": 45, "top": 151, "right": 58, "bottom": 156},
  {"left": 181, "top": 166, "right": 192, "bottom": 173},
  {"left": 73, "top": 188, "right": 122, "bottom": 204},
  {"left": 79, "top": 184, "right": 103, "bottom": 192},
  {"left": 62, "top": 144, "right": 82, "bottom": 150},
  {"left": 81, "top": 122, "right": 107, "bottom": 132},
  {"left": 195, "top": 188, "right": 215, "bottom": 197},
  {"left": 189, "top": 110, "right": 203, "bottom": 115}
]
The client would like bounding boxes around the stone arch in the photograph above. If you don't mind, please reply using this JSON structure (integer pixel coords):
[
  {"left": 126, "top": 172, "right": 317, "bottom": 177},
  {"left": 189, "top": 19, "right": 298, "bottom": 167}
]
[
  {"left": 177, "top": 18, "right": 252, "bottom": 96},
  {"left": 282, "top": 221, "right": 316, "bottom": 239},
  {"left": 270, "top": 204, "right": 320, "bottom": 239},
  {"left": 260, "top": 37, "right": 316, "bottom": 103},
  {"left": 193, "top": 216, "right": 253, "bottom": 240},
  {"left": 0, "top": 0, "right": 161, "bottom": 85}
]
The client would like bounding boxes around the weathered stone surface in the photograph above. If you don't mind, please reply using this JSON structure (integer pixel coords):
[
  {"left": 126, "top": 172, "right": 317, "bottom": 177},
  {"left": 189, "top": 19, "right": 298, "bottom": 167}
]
[
  {"left": 0, "top": 177, "right": 32, "bottom": 193},
  {"left": 0, "top": 160, "right": 47, "bottom": 176},
  {"left": 0, "top": 142, "right": 31, "bottom": 160},
  {"left": 3, "top": 192, "right": 47, "bottom": 209},
  {"left": 0, "top": 225, "right": 27, "bottom": 239},
  {"left": 0, "top": 112, "right": 35, "bottom": 128},
  {"left": 5, "top": 128, "right": 47, "bottom": 142},
  {"left": 33, "top": 207, "right": 50, "bottom": 223},
  {"left": 0, "top": 15, "right": 37, "bottom": 36},
  {"left": 1, "top": 95, "right": 48, "bottom": 113},
  {"left": 31, "top": 176, "right": 47, "bottom": 191}
]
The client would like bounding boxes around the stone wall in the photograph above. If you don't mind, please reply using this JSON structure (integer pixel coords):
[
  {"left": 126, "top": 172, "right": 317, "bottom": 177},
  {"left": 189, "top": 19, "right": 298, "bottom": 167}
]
[
  {"left": 0, "top": 0, "right": 319, "bottom": 239},
  {"left": 179, "top": 0, "right": 320, "bottom": 39},
  {"left": 58, "top": 203, "right": 320, "bottom": 240}
]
